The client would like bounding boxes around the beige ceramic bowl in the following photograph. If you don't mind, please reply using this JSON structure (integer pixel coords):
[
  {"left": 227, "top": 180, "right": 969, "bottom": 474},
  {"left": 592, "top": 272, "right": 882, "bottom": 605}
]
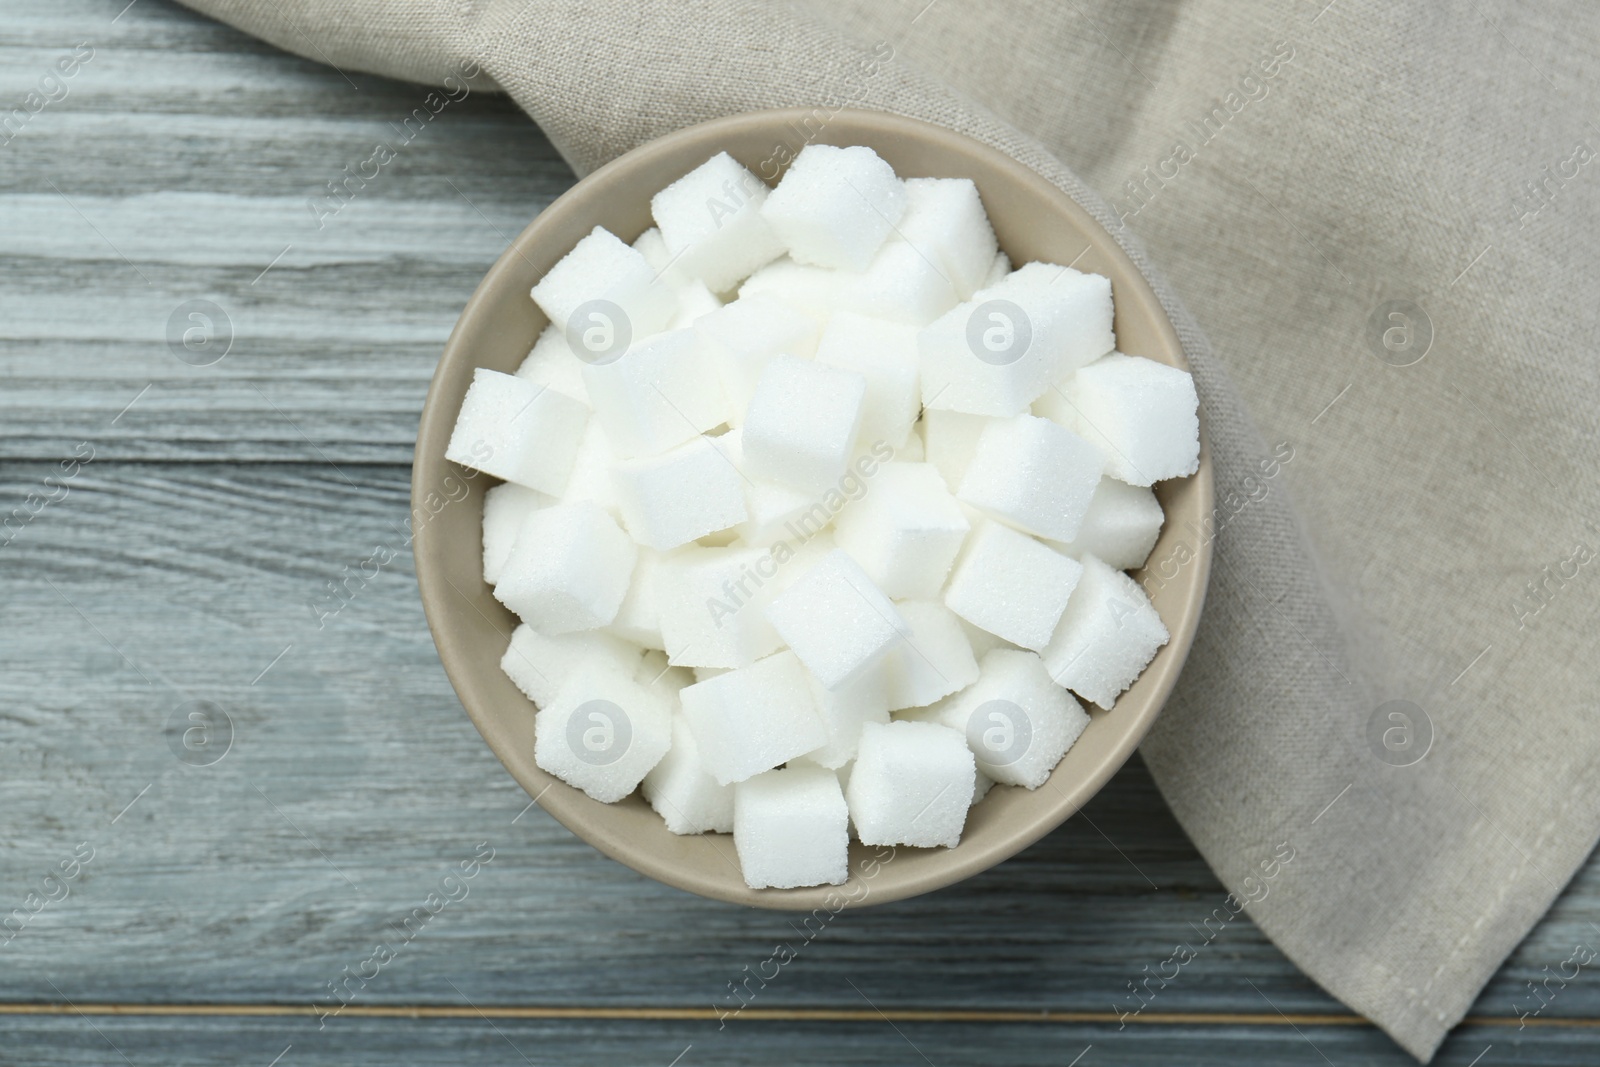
[{"left": 413, "top": 108, "right": 1212, "bottom": 910}]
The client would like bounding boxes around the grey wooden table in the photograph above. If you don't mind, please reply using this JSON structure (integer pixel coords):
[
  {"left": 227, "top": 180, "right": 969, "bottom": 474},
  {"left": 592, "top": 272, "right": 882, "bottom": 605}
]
[{"left": 2, "top": 2, "right": 1596, "bottom": 1064}]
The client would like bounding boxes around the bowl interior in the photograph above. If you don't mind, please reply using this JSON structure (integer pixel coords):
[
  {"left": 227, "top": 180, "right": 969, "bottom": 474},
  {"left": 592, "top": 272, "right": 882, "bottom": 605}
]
[{"left": 413, "top": 108, "right": 1212, "bottom": 909}]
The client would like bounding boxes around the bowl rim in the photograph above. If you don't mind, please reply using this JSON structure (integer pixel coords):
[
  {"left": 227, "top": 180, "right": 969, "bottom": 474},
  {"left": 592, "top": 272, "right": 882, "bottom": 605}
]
[{"left": 413, "top": 106, "right": 1213, "bottom": 909}]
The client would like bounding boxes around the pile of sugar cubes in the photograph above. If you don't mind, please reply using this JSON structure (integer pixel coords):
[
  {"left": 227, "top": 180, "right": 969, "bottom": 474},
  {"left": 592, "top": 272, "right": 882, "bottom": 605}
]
[{"left": 446, "top": 144, "right": 1200, "bottom": 890}]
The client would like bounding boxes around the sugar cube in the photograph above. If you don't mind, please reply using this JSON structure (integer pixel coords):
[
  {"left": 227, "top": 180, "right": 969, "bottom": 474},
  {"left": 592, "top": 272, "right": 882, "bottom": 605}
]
[
  {"left": 738, "top": 257, "right": 840, "bottom": 328},
  {"left": 804, "top": 668, "right": 891, "bottom": 769},
  {"left": 1043, "top": 554, "right": 1169, "bottom": 709},
  {"left": 560, "top": 417, "right": 622, "bottom": 518},
  {"left": 957, "top": 414, "right": 1104, "bottom": 541},
  {"left": 493, "top": 502, "right": 637, "bottom": 633},
  {"left": 813, "top": 312, "right": 921, "bottom": 449},
  {"left": 832, "top": 462, "right": 970, "bottom": 599},
  {"left": 530, "top": 225, "right": 676, "bottom": 349},
  {"left": 667, "top": 279, "right": 723, "bottom": 330},
  {"left": 983, "top": 249, "right": 1011, "bottom": 288},
  {"left": 516, "top": 324, "right": 590, "bottom": 405},
  {"left": 712, "top": 429, "right": 819, "bottom": 546},
  {"left": 612, "top": 435, "right": 748, "bottom": 550},
  {"left": 879, "top": 600, "right": 980, "bottom": 710},
  {"left": 919, "top": 261, "right": 1114, "bottom": 415},
  {"left": 631, "top": 226, "right": 695, "bottom": 290},
  {"left": 834, "top": 238, "right": 959, "bottom": 326},
  {"left": 500, "top": 623, "right": 643, "bottom": 708},
  {"left": 651, "top": 151, "right": 786, "bottom": 292},
  {"left": 899, "top": 422, "right": 926, "bottom": 462},
  {"left": 1042, "top": 353, "right": 1200, "bottom": 486},
  {"left": 581, "top": 328, "right": 730, "bottom": 458},
  {"left": 656, "top": 545, "right": 785, "bottom": 668},
  {"left": 603, "top": 547, "right": 666, "bottom": 649},
  {"left": 446, "top": 368, "right": 589, "bottom": 494},
  {"left": 643, "top": 715, "right": 736, "bottom": 834},
  {"left": 944, "top": 520, "right": 1083, "bottom": 651},
  {"left": 534, "top": 662, "right": 672, "bottom": 802},
  {"left": 847, "top": 720, "right": 975, "bottom": 848},
  {"left": 680, "top": 650, "right": 829, "bottom": 785},
  {"left": 933, "top": 648, "right": 1089, "bottom": 788},
  {"left": 763, "top": 549, "right": 909, "bottom": 689},
  {"left": 761, "top": 145, "right": 907, "bottom": 271},
  {"left": 921, "top": 409, "right": 993, "bottom": 493},
  {"left": 895, "top": 177, "right": 999, "bottom": 301},
  {"left": 734, "top": 764, "right": 849, "bottom": 888},
  {"left": 966, "top": 771, "right": 992, "bottom": 806},
  {"left": 482, "top": 482, "right": 551, "bottom": 586},
  {"left": 741, "top": 354, "right": 867, "bottom": 495},
  {"left": 1045, "top": 477, "right": 1165, "bottom": 570},
  {"left": 694, "top": 295, "right": 819, "bottom": 416}
]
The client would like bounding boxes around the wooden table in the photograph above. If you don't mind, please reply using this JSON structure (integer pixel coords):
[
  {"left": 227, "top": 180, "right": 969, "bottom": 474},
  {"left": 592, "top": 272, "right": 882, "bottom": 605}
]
[{"left": 2, "top": 2, "right": 1595, "bottom": 1063}]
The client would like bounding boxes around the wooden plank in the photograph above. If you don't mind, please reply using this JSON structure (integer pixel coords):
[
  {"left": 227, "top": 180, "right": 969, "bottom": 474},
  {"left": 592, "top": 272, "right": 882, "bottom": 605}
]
[
  {"left": 0, "top": 461, "right": 1596, "bottom": 1031},
  {"left": 0, "top": 3, "right": 570, "bottom": 464},
  {"left": 0, "top": 1015, "right": 1584, "bottom": 1067}
]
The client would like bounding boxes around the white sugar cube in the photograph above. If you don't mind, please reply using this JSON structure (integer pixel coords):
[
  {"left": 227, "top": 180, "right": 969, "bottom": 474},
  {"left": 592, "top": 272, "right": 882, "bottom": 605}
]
[
  {"left": 482, "top": 482, "right": 551, "bottom": 586},
  {"left": 530, "top": 225, "right": 676, "bottom": 345},
  {"left": 734, "top": 763, "right": 849, "bottom": 889},
  {"left": 516, "top": 324, "right": 590, "bottom": 405},
  {"left": 651, "top": 151, "right": 786, "bottom": 292},
  {"left": 1045, "top": 477, "right": 1165, "bottom": 570},
  {"left": 712, "top": 429, "right": 819, "bottom": 547},
  {"left": 832, "top": 462, "right": 970, "bottom": 599},
  {"left": 1043, "top": 353, "right": 1200, "bottom": 486},
  {"left": 958, "top": 414, "right": 1104, "bottom": 541},
  {"left": 667, "top": 279, "right": 724, "bottom": 330},
  {"left": 972, "top": 769, "right": 995, "bottom": 804},
  {"left": 656, "top": 545, "right": 785, "bottom": 668},
  {"left": 932, "top": 648, "right": 1089, "bottom": 788},
  {"left": 960, "top": 616, "right": 1015, "bottom": 659},
  {"left": 446, "top": 368, "right": 589, "bottom": 494},
  {"left": 603, "top": 547, "right": 666, "bottom": 649},
  {"left": 493, "top": 502, "right": 637, "bottom": 633},
  {"left": 680, "top": 650, "right": 828, "bottom": 785},
  {"left": 737, "top": 257, "right": 840, "bottom": 327},
  {"left": 761, "top": 145, "right": 907, "bottom": 271},
  {"left": 631, "top": 226, "right": 694, "bottom": 290},
  {"left": 742, "top": 354, "right": 867, "bottom": 495},
  {"left": 899, "top": 422, "right": 926, "bottom": 462},
  {"left": 896, "top": 177, "right": 999, "bottom": 301},
  {"left": 581, "top": 328, "right": 730, "bottom": 457},
  {"left": 612, "top": 435, "right": 748, "bottom": 550},
  {"left": 643, "top": 715, "right": 736, "bottom": 834},
  {"left": 633, "top": 647, "right": 693, "bottom": 692},
  {"left": 921, "top": 409, "right": 993, "bottom": 492},
  {"left": 834, "top": 238, "right": 959, "bottom": 326},
  {"left": 534, "top": 663, "right": 672, "bottom": 803},
  {"left": 919, "top": 262, "right": 1114, "bottom": 415},
  {"left": 1043, "top": 554, "right": 1169, "bottom": 709},
  {"left": 560, "top": 418, "right": 622, "bottom": 518},
  {"left": 879, "top": 600, "right": 980, "bottom": 710},
  {"left": 500, "top": 623, "right": 642, "bottom": 708},
  {"left": 944, "top": 520, "right": 1083, "bottom": 651},
  {"left": 813, "top": 312, "right": 921, "bottom": 449},
  {"left": 847, "top": 720, "right": 975, "bottom": 848},
  {"left": 694, "top": 295, "right": 819, "bottom": 416},
  {"left": 763, "top": 549, "right": 909, "bottom": 689},
  {"left": 984, "top": 250, "right": 1011, "bottom": 288},
  {"left": 804, "top": 668, "right": 891, "bottom": 769}
]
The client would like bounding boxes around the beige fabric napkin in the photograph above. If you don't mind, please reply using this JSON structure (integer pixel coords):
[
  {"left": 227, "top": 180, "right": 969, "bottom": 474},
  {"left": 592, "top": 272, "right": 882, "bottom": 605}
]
[{"left": 176, "top": 0, "right": 1600, "bottom": 1058}]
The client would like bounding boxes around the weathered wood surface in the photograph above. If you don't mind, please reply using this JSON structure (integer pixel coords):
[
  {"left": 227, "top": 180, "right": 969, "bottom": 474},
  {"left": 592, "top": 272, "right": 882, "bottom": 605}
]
[{"left": 2, "top": 2, "right": 1598, "bottom": 1064}]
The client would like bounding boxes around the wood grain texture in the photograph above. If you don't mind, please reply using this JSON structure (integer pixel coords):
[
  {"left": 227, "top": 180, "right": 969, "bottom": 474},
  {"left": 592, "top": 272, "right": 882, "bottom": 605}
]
[{"left": 2, "top": 1, "right": 1598, "bottom": 1063}]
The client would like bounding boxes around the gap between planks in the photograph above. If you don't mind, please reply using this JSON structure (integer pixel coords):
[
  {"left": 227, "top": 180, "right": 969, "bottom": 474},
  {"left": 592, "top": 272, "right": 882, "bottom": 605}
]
[{"left": 0, "top": 1004, "right": 1594, "bottom": 1028}]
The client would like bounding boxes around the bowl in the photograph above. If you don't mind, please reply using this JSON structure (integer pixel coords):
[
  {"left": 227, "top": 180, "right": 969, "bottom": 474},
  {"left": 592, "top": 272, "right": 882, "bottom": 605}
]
[{"left": 413, "top": 108, "right": 1212, "bottom": 909}]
